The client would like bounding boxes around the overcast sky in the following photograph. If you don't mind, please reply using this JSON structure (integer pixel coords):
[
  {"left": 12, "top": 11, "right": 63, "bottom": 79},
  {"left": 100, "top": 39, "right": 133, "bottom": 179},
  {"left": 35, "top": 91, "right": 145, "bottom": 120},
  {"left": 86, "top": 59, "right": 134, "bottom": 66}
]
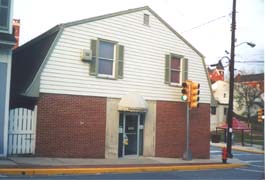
[{"left": 13, "top": 0, "right": 264, "bottom": 73}]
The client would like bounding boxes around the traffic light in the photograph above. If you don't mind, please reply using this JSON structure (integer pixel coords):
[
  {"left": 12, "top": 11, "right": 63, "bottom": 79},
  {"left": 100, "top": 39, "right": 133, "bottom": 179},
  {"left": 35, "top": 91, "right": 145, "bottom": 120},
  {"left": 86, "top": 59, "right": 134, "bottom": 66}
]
[
  {"left": 189, "top": 82, "right": 200, "bottom": 109},
  {"left": 257, "top": 108, "right": 264, "bottom": 122},
  {"left": 181, "top": 80, "right": 191, "bottom": 102}
]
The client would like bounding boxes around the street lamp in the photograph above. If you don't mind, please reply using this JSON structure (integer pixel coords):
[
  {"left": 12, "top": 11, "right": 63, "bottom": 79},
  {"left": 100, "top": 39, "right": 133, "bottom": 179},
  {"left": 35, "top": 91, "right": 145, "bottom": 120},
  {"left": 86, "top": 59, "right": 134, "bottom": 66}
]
[
  {"left": 224, "top": 42, "right": 256, "bottom": 55},
  {"left": 209, "top": 1, "right": 256, "bottom": 158},
  {"left": 235, "top": 42, "right": 256, "bottom": 48},
  {"left": 226, "top": 41, "right": 255, "bottom": 158}
]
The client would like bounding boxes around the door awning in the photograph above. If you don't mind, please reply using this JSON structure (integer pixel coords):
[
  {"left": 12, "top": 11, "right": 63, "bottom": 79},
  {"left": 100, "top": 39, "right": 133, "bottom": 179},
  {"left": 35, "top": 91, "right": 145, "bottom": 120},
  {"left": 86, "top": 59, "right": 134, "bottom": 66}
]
[{"left": 118, "top": 92, "right": 148, "bottom": 112}]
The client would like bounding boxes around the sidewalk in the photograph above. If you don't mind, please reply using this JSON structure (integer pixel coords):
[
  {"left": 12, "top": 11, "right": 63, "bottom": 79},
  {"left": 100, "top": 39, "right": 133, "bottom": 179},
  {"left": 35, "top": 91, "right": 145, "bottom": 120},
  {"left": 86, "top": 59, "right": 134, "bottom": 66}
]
[{"left": 0, "top": 155, "right": 246, "bottom": 176}]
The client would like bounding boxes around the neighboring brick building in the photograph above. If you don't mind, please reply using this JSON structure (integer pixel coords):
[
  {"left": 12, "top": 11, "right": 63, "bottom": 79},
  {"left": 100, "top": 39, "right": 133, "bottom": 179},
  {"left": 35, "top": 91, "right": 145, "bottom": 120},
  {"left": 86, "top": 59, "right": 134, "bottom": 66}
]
[
  {"left": 12, "top": 19, "right": 20, "bottom": 49},
  {"left": 235, "top": 73, "right": 264, "bottom": 92},
  {"left": 11, "top": 6, "right": 212, "bottom": 159}
]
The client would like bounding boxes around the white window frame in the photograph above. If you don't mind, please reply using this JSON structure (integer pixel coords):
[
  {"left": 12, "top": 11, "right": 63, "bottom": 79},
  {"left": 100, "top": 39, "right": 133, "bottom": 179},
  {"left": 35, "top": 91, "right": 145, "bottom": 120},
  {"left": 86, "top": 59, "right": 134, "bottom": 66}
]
[
  {"left": 0, "top": 0, "right": 10, "bottom": 32},
  {"left": 98, "top": 40, "right": 116, "bottom": 78},
  {"left": 170, "top": 56, "right": 182, "bottom": 86}
]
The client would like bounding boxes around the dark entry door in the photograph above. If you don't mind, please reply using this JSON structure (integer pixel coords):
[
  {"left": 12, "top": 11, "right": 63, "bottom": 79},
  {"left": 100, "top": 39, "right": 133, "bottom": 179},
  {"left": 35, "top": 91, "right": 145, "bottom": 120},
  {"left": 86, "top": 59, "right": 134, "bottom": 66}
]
[
  {"left": 124, "top": 114, "right": 139, "bottom": 156},
  {"left": 118, "top": 113, "right": 144, "bottom": 158}
]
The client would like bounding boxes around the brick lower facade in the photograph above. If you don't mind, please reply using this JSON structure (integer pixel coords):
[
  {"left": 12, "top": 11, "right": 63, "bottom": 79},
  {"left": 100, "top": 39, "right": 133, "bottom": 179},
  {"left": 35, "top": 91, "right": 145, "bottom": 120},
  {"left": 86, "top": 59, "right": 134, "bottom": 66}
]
[
  {"left": 35, "top": 93, "right": 106, "bottom": 158},
  {"left": 35, "top": 94, "right": 209, "bottom": 158},
  {"left": 155, "top": 101, "right": 210, "bottom": 158}
]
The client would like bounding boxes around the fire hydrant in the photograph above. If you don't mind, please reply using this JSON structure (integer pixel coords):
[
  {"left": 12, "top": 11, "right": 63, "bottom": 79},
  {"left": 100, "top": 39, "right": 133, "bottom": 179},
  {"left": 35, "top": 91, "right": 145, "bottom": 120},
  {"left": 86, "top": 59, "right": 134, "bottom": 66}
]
[{"left": 222, "top": 147, "right": 227, "bottom": 163}]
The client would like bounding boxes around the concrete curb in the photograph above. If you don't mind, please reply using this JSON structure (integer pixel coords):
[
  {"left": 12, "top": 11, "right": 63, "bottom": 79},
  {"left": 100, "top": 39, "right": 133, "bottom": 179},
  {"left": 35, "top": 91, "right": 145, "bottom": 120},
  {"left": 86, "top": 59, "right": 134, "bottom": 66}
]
[
  {"left": 211, "top": 144, "right": 265, "bottom": 154},
  {"left": 0, "top": 164, "right": 246, "bottom": 176}
]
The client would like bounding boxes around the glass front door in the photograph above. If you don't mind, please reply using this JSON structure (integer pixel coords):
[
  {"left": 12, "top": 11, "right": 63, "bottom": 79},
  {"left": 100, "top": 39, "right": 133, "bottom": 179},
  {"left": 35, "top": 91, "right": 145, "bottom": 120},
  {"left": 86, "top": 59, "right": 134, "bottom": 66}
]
[
  {"left": 124, "top": 114, "right": 139, "bottom": 156},
  {"left": 118, "top": 113, "right": 144, "bottom": 157}
]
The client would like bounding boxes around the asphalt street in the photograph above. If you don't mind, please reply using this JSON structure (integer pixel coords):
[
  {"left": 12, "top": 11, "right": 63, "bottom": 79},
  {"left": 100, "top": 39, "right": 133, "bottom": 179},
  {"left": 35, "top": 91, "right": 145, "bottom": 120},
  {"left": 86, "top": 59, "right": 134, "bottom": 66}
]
[{"left": 0, "top": 146, "right": 264, "bottom": 179}]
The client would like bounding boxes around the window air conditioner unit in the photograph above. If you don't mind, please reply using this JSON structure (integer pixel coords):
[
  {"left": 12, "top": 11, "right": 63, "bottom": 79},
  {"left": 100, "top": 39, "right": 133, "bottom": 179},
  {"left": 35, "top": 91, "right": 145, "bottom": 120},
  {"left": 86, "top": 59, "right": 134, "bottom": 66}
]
[{"left": 81, "top": 49, "right": 92, "bottom": 62}]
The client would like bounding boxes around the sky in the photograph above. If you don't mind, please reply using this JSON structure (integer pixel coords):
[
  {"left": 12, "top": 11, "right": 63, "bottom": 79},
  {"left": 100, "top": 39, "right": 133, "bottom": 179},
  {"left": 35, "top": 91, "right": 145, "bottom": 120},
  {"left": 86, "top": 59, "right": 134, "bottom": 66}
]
[{"left": 13, "top": 0, "right": 264, "bottom": 73}]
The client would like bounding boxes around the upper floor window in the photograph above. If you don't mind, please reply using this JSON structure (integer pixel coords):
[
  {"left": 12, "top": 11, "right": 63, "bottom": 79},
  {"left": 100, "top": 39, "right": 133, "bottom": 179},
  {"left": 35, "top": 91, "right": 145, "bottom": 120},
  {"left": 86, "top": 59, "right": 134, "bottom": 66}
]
[
  {"left": 165, "top": 54, "right": 187, "bottom": 86},
  {"left": 0, "top": 0, "right": 10, "bottom": 31},
  {"left": 98, "top": 40, "right": 115, "bottom": 77},
  {"left": 89, "top": 39, "right": 124, "bottom": 79},
  {"left": 170, "top": 56, "right": 182, "bottom": 84}
]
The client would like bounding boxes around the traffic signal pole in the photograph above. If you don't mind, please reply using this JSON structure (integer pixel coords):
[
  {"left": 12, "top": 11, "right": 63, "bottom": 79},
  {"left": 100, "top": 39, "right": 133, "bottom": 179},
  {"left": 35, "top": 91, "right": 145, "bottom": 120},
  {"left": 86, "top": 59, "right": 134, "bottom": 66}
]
[
  {"left": 182, "top": 80, "right": 200, "bottom": 161},
  {"left": 183, "top": 104, "right": 192, "bottom": 160}
]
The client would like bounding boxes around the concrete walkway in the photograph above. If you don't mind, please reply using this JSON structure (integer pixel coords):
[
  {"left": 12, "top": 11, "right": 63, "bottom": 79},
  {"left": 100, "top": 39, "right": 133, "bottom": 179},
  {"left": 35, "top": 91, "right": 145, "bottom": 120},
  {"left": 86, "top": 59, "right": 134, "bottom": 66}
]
[
  {"left": 0, "top": 155, "right": 246, "bottom": 176},
  {"left": 0, "top": 156, "right": 235, "bottom": 167},
  {"left": 3, "top": 142, "right": 262, "bottom": 176}
]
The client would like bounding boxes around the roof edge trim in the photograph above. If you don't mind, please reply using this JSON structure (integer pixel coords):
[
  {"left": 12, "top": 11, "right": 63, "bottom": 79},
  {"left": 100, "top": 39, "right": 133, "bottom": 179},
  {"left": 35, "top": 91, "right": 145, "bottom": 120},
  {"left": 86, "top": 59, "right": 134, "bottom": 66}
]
[
  {"left": 13, "top": 24, "right": 62, "bottom": 54},
  {"left": 24, "top": 25, "right": 65, "bottom": 96},
  {"left": 146, "top": 7, "right": 204, "bottom": 58},
  {"left": 63, "top": 6, "right": 204, "bottom": 58},
  {"left": 64, "top": 6, "right": 149, "bottom": 28}
]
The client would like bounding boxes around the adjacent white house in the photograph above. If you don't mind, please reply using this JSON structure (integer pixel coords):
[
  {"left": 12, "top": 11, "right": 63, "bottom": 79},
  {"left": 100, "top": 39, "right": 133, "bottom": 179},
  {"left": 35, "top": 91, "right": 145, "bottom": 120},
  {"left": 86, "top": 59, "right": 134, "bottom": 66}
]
[
  {"left": 0, "top": 0, "right": 16, "bottom": 157},
  {"left": 210, "top": 80, "right": 229, "bottom": 130},
  {"left": 11, "top": 6, "right": 212, "bottom": 158}
]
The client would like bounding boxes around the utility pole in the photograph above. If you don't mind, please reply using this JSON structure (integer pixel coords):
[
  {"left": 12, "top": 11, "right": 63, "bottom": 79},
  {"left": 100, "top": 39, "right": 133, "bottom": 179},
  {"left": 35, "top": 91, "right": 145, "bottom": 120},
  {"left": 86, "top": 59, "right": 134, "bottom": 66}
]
[{"left": 226, "top": 0, "right": 236, "bottom": 158}]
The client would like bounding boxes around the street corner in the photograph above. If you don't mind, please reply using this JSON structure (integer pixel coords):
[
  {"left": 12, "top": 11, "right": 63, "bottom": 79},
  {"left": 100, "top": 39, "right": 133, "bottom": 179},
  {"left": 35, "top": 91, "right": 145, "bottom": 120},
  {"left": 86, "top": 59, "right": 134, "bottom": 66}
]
[
  {"left": 211, "top": 143, "right": 265, "bottom": 155},
  {"left": 231, "top": 147, "right": 265, "bottom": 155}
]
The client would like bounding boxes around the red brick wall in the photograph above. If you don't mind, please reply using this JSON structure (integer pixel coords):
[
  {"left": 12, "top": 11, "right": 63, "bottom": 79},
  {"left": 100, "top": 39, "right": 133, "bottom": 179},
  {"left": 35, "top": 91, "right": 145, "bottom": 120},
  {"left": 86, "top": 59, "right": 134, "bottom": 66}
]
[
  {"left": 155, "top": 101, "right": 210, "bottom": 158},
  {"left": 35, "top": 93, "right": 106, "bottom": 158}
]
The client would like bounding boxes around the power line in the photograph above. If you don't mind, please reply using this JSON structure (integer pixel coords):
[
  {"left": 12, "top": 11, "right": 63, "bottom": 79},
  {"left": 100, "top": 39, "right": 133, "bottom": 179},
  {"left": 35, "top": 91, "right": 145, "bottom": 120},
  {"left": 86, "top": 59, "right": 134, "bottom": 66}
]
[
  {"left": 181, "top": 14, "right": 230, "bottom": 33},
  {"left": 235, "top": 61, "right": 264, "bottom": 63}
]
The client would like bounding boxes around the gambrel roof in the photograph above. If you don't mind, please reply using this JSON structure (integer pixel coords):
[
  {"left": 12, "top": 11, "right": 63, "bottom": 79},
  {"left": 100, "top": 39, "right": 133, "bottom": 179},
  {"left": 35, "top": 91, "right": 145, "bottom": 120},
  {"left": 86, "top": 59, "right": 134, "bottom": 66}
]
[{"left": 11, "top": 6, "right": 207, "bottom": 108}]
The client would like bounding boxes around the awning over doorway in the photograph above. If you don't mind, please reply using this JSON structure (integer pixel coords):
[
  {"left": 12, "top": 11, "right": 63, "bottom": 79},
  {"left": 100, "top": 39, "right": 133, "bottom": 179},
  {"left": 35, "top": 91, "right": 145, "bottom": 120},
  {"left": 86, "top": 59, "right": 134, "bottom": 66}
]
[{"left": 118, "top": 92, "right": 148, "bottom": 112}]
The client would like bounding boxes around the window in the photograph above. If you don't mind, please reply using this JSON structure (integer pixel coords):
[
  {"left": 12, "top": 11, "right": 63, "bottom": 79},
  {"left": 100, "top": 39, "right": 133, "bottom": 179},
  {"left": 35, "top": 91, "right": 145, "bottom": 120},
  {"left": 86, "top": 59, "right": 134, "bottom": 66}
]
[
  {"left": 224, "top": 93, "right": 226, "bottom": 98},
  {"left": 0, "top": 0, "right": 10, "bottom": 31},
  {"left": 98, "top": 40, "right": 115, "bottom": 76},
  {"left": 170, "top": 56, "right": 182, "bottom": 84},
  {"left": 143, "top": 14, "right": 149, "bottom": 26},
  {"left": 89, "top": 39, "right": 124, "bottom": 79},
  {"left": 211, "top": 106, "right": 216, "bottom": 115},
  {"left": 224, "top": 108, "right": 228, "bottom": 115},
  {"left": 165, "top": 54, "right": 187, "bottom": 85}
]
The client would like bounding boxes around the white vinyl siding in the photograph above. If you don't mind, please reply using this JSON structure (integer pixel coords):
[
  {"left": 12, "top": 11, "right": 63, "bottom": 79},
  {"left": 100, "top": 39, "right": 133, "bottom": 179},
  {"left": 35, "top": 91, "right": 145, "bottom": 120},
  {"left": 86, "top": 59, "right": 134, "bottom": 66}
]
[{"left": 40, "top": 9, "right": 211, "bottom": 103}]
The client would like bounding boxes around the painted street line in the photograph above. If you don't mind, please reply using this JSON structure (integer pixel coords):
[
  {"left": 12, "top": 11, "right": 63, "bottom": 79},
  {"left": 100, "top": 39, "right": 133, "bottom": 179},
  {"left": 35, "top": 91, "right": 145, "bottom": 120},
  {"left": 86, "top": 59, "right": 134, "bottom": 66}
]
[
  {"left": 232, "top": 153, "right": 262, "bottom": 156},
  {"left": 236, "top": 168, "right": 264, "bottom": 173},
  {"left": 210, "top": 150, "right": 221, "bottom": 153},
  {"left": 249, "top": 164, "right": 265, "bottom": 168},
  {"left": 244, "top": 160, "right": 264, "bottom": 163}
]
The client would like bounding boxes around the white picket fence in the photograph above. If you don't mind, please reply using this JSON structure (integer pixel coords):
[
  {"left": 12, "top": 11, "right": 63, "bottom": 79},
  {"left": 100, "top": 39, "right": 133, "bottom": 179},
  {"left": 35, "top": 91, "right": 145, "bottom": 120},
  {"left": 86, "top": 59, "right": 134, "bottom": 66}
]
[{"left": 8, "top": 107, "right": 37, "bottom": 155}]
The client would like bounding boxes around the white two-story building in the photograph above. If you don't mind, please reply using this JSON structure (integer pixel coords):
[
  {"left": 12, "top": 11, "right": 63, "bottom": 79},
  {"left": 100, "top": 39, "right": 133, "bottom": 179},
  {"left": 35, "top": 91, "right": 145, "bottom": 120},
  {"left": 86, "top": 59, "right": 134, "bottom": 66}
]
[{"left": 11, "top": 6, "right": 211, "bottom": 159}]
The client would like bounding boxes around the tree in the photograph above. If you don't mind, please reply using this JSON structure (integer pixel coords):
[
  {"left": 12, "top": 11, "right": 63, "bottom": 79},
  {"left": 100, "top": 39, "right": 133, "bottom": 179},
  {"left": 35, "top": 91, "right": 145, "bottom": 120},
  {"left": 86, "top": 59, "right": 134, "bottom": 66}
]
[{"left": 234, "top": 83, "right": 263, "bottom": 126}]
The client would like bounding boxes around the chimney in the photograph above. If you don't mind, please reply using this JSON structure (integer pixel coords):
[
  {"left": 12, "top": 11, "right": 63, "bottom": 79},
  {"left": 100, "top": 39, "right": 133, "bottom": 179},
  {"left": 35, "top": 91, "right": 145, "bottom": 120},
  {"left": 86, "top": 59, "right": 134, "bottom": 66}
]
[{"left": 12, "top": 19, "right": 20, "bottom": 49}]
